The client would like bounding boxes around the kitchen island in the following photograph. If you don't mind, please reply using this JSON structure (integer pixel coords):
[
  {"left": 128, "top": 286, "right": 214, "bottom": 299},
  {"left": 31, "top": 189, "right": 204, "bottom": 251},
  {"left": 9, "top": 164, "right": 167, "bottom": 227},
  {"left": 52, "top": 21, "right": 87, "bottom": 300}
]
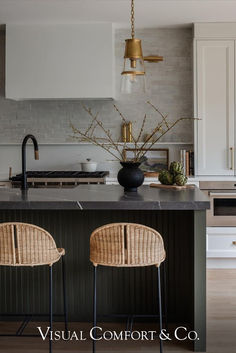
[{"left": 0, "top": 185, "right": 210, "bottom": 352}]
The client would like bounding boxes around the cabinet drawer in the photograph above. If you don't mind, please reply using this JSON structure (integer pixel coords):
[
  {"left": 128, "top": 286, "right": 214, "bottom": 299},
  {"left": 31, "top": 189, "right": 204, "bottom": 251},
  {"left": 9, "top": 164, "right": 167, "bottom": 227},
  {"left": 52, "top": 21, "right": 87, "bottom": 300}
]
[{"left": 207, "top": 232, "right": 236, "bottom": 258}]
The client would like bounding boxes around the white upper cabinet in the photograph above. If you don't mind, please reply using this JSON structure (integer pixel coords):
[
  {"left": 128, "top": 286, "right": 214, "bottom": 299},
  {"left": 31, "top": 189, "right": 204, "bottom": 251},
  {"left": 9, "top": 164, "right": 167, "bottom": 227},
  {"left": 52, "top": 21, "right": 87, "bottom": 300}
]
[
  {"left": 194, "top": 23, "right": 236, "bottom": 176},
  {"left": 195, "top": 40, "right": 235, "bottom": 175},
  {"left": 6, "top": 24, "right": 114, "bottom": 99}
]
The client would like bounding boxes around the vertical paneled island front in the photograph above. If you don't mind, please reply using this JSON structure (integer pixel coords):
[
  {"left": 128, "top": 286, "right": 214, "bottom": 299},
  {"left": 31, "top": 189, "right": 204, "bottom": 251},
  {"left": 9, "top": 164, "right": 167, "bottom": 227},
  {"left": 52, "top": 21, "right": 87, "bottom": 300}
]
[{"left": 0, "top": 185, "right": 210, "bottom": 352}]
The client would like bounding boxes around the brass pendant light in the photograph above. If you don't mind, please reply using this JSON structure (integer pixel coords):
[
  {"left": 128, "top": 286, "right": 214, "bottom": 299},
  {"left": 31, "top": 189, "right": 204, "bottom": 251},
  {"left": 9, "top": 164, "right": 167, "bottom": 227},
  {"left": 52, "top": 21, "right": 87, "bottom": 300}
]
[
  {"left": 121, "top": 0, "right": 146, "bottom": 94},
  {"left": 121, "top": 0, "right": 163, "bottom": 94}
]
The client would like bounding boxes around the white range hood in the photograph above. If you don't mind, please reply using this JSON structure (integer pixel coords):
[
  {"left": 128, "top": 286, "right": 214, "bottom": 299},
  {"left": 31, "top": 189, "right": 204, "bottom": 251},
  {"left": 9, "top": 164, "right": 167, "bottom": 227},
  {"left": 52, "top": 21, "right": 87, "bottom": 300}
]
[{"left": 6, "top": 23, "right": 114, "bottom": 100}]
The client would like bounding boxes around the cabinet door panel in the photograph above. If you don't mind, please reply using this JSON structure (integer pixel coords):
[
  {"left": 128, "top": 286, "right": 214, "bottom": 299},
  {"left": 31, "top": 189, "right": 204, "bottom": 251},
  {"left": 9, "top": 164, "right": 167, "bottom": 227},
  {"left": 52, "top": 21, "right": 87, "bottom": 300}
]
[{"left": 196, "top": 40, "right": 234, "bottom": 175}]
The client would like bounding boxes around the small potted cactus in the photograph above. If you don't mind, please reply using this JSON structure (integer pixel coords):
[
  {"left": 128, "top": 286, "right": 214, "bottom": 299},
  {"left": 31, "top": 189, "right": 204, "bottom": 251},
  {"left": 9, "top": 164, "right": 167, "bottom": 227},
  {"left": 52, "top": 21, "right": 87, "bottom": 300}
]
[{"left": 158, "top": 161, "right": 188, "bottom": 186}]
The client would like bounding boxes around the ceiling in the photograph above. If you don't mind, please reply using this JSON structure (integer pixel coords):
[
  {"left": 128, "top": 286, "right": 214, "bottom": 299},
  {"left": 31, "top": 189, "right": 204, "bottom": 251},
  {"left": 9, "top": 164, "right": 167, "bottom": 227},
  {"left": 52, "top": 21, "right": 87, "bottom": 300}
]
[{"left": 1, "top": 0, "right": 236, "bottom": 28}]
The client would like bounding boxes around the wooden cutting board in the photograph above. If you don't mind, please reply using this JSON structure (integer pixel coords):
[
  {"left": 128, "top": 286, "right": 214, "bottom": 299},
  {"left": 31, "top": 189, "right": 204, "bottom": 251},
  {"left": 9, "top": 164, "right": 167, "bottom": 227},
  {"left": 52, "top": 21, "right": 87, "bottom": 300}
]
[
  {"left": 150, "top": 183, "right": 195, "bottom": 190},
  {"left": 144, "top": 172, "right": 159, "bottom": 177}
]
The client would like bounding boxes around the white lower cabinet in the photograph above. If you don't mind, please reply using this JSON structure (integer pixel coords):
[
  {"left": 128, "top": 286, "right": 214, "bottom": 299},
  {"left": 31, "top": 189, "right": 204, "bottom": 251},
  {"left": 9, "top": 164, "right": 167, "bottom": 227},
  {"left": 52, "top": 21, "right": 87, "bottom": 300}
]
[{"left": 207, "top": 227, "right": 236, "bottom": 268}]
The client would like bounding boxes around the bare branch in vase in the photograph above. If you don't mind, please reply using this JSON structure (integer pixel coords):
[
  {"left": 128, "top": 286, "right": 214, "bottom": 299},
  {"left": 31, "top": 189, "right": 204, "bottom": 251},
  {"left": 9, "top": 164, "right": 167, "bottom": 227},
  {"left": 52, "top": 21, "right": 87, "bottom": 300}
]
[{"left": 70, "top": 103, "right": 200, "bottom": 164}]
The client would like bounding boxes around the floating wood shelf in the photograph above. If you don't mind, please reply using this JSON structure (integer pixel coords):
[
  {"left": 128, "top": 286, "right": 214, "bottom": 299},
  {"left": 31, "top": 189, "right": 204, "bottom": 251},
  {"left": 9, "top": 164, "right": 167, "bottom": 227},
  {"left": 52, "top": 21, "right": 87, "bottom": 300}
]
[{"left": 0, "top": 142, "right": 194, "bottom": 146}]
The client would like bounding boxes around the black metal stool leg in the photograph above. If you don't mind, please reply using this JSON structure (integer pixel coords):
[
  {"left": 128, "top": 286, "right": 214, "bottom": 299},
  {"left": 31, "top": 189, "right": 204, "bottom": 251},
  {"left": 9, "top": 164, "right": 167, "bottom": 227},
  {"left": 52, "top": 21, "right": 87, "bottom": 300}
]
[
  {"left": 16, "top": 315, "right": 32, "bottom": 336},
  {"left": 125, "top": 315, "right": 130, "bottom": 332},
  {"left": 158, "top": 266, "right": 163, "bottom": 353},
  {"left": 49, "top": 265, "right": 53, "bottom": 353},
  {"left": 129, "top": 315, "right": 134, "bottom": 333},
  {"left": 93, "top": 265, "right": 97, "bottom": 353},
  {"left": 62, "top": 256, "right": 69, "bottom": 338},
  {"left": 163, "top": 262, "right": 168, "bottom": 330}
]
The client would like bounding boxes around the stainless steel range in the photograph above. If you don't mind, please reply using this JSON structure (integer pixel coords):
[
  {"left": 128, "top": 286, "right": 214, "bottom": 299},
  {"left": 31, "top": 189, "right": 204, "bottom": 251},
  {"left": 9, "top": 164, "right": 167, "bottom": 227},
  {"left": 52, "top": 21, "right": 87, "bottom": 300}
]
[
  {"left": 200, "top": 181, "right": 236, "bottom": 226},
  {"left": 10, "top": 171, "right": 109, "bottom": 188}
]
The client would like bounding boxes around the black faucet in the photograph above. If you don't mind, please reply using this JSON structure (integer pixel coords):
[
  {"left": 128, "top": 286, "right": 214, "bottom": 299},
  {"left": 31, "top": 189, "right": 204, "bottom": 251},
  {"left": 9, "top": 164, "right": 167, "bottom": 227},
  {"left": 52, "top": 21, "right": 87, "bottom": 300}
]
[{"left": 21, "top": 134, "right": 39, "bottom": 190}]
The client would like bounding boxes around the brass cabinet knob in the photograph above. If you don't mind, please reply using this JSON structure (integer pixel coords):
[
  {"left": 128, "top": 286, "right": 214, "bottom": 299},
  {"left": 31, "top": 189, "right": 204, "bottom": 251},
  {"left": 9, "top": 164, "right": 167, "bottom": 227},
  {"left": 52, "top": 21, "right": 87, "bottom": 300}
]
[
  {"left": 232, "top": 241, "right": 236, "bottom": 245},
  {"left": 230, "top": 147, "right": 234, "bottom": 170}
]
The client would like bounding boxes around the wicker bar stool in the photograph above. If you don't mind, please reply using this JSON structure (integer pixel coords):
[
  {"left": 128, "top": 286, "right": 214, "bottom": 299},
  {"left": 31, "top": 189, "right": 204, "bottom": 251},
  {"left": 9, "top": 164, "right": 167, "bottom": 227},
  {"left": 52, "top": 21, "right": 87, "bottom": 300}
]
[
  {"left": 90, "top": 222, "right": 166, "bottom": 353},
  {"left": 0, "top": 222, "right": 68, "bottom": 353}
]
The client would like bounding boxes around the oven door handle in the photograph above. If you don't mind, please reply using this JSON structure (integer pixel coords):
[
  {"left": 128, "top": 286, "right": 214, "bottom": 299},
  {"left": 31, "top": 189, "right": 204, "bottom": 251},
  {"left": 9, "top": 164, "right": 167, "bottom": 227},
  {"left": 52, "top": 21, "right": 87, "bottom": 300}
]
[{"left": 209, "top": 192, "right": 236, "bottom": 197}]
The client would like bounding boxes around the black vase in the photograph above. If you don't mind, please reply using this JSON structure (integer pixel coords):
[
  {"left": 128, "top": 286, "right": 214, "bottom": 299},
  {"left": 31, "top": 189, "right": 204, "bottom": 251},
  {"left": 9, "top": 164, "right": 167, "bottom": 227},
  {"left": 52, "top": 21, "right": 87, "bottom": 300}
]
[{"left": 117, "top": 162, "right": 144, "bottom": 192}]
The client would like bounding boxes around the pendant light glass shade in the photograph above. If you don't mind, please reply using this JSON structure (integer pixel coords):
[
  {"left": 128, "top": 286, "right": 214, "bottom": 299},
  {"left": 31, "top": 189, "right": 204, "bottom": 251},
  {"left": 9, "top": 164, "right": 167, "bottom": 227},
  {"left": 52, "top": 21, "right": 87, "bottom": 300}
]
[
  {"left": 121, "top": 39, "right": 146, "bottom": 94},
  {"left": 121, "top": 69, "right": 146, "bottom": 94}
]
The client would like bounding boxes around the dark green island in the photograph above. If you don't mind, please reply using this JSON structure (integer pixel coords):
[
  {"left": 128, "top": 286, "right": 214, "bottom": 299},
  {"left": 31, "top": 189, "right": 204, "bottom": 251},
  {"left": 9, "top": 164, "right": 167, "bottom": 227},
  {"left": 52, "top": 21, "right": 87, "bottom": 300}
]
[{"left": 0, "top": 185, "right": 210, "bottom": 352}]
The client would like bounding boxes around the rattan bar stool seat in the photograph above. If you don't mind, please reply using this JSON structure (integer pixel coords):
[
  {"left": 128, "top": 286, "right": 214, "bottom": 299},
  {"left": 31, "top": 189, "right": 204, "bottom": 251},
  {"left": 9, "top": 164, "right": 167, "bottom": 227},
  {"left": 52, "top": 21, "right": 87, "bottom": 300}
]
[
  {"left": 0, "top": 222, "right": 64, "bottom": 267},
  {"left": 0, "top": 222, "right": 68, "bottom": 353},
  {"left": 90, "top": 222, "right": 166, "bottom": 353},
  {"left": 90, "top": 222, "right": 166, "bottom": 267}
]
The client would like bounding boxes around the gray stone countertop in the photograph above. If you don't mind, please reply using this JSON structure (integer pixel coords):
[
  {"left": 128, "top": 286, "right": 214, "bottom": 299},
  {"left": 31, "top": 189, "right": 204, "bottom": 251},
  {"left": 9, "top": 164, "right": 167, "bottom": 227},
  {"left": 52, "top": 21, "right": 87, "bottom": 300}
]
[{"left": 0, "top": 185, "right": 210, "bottom": 210}]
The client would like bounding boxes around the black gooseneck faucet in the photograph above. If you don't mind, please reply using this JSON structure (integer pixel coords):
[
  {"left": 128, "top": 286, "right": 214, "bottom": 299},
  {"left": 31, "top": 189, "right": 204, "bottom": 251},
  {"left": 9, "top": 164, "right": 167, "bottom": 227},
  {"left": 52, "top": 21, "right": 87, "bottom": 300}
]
[{"left": 21, "top": 134, "right": 39, "bottom": 190}]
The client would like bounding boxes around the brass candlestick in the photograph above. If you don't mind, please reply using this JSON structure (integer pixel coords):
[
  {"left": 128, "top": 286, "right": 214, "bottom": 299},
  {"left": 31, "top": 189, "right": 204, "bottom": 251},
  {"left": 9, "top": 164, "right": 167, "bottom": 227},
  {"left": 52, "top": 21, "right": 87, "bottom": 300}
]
[
  {"left": 122, "top": 123, "right": 127, "bottom": 142},
  {"left": 127, "top": 122, "right": 133, "bottom": 142}
]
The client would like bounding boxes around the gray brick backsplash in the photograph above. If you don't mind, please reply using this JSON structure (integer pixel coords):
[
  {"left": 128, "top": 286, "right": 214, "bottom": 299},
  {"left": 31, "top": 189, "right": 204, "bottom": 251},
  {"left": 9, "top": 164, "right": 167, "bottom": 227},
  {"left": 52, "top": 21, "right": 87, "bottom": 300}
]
[{"left": 0, "top": 27, "right": 193, "bottom": 178}]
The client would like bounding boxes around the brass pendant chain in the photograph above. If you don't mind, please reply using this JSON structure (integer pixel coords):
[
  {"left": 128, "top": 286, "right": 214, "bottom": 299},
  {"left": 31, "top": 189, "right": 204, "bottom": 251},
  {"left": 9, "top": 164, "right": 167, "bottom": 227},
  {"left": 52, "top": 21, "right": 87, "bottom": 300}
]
[{"left": 131, "top": 0, "right": 135, "bottom": 39}]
